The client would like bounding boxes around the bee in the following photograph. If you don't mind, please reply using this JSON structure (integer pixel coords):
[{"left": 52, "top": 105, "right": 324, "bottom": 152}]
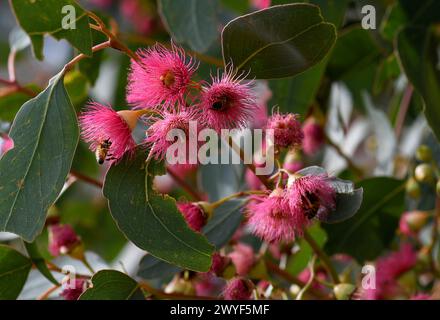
[
  {"left": 301, "top": 192, "right": 321, "bottom": 220},
  {"left": 95, "top": 139, "right": 112, "bottom": 165}
]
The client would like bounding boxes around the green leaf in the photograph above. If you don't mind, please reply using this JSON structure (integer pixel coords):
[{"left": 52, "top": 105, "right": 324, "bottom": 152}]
[
  {"left": 222, "top": 3, "right": 336, "bottom": 79},
  {"left": 0, "top": 245, "right": 32, "bottom": 299},
  {"left": 138, "top": 199, "right": 245, "bottom": 279},
  {"left": 204, "top": 199, "right": 245, "bottom": 248},
  {"left": 324, "top": 177, "right": 405, "bottom": 262},
  {"left": 269, "top": 62, "right": 325, "bottom": 115},
  {"left": 199, "top": 162, "right": 245, "bottom": 201},
  {"left": 0, "top": 71, "right": 79, "bottom": 241},
  {"left": 138, "top": 254, "right": 181, "bottom": 280},
  {"left": 10, "top": 0, "right": 92, "bottom": 60},
  {"left": 159, "top": 0, "right": 219, "bottom": 53},
  {"left": 80, "top": 270, "right": 144, "bottom": 300},
  {"left": 103, "top": 149, "right": 214, "bottom": 272},
  {"left": 23, "top": 241, "right": 59, "bottom": 286},
  {"left": 397, "top": 26, "right": 440, "bottom": 142}
]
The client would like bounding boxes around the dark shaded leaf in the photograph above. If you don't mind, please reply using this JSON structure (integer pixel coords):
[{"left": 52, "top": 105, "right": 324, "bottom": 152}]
[
  {"left": 222, "top": 3, "right": 336, "bottom": 79},
  {"left": 159, "top": 0, "right": 219, "bottom": 52},
  {"left": 24, "top": 241, "right": 59, "bottom": 286}
]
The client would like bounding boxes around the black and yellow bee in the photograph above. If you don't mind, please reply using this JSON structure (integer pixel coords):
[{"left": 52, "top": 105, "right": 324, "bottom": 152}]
[
  {"left": 301, "top": 192, "right": 321, "bottom": 220},
  {"left": 95, "top": 139, "right": 112, "bottom": 165}
]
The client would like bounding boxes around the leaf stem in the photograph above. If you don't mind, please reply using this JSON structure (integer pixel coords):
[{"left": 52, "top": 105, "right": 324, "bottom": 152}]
[
  {"left": 211, "top": 190, "right": 266, "bottom": 208},
  {"left": 296, "top": 255, "right": 316, "bottom": 300},
  {"left": 303, "top": 230, "right": 340, "bottom": 284},
  {"left": 87, "top": 11, "right": 140, "bottom": 63}
]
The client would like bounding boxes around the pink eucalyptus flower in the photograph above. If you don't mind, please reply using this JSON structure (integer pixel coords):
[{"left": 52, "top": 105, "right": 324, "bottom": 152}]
[
  {"left": 48, "top": 224, "right": 81, "bottom": 256},
  {"left": 246, "top": 188, "right": 299, "bottom": 243},
  {"left": 198, "top": 69, "right": 255, "bottom": 132},
  {"left": 223, "top": 278, "right": 254, "bottom": 300},
  {"left": 79, "top": 102, "right": 144, "bottom": 163},
  {"left": 60, "top": 278, "right": 87, "bottom": 300},
  {"left": 127, "top": 44, "right": 197, "bottom": 109},
  {"left": 177, "top": 202, "right": 207, "bottom": 232},
  {"left": 146, "top": 109, "right": 200, "bottom": 161},
  {"left": 287, "top": 174, "right": 336, "bottom": 226},
  {"left": 266, "top": 113, "right": 304, "bottom": 149},
  {"left": 228, "top": 243, "right": 255, "bottom": 276},
  {"left": 302, "top": 118, "right": 325, "bottom": 155},
  {"left": 362, "top": 244, "right": 417, "bottom": 300}
]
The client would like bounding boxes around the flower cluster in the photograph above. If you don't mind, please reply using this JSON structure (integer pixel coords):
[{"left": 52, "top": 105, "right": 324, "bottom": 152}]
[
  {"left": 246, "top": 173, "right": 336, "bottom": 243},
  {"left": 79, "top": 44, "right": 257, "bottom": 166}
]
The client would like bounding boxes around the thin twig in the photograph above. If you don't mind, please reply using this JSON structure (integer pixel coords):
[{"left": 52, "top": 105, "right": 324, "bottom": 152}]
[
  {"left": 166, "top": 166, "right": 203, "bottom": 201},
  {"left": 37, "top": 284, "right": 60, "bottom": 300},
  {"left": 303, "top": 231, "right": 340, "bottom": 285},
  {"left": 70, "top": 170, "right": 103, "bottom": 189},
  {"left": 427, "top": 197, "right": 440, "bottom": 276},
  {"left": 227, "top": 136, "right": 271, "bottom": 188},
  {"left": 395, "top": 85, "right": 414, "bottom": 140},
  {"left": 8, "top": 50, "right": 17, "bottom": 82},
  {"left": 64, "top": 40, "right": 112, "bottom": 72},
  {"left": 265, "top": 260, "right": 328, "bottom": 299}
]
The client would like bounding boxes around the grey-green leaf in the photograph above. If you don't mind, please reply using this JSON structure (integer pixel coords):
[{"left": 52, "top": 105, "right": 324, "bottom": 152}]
[
  {"left": 0, "top": 71, "right": 79, "bottom": 241},
  {"left": 80, "top": 270, "right": 144, "bottom": 300},
  {"left": 0, "top": 245, "right": 32, "bottom": 299},
  {"left": 222, "top": 3, "right": 336, "bottom": 79},
  {"left": 103, "top": 149, "right": 214, "bottom": 272},
  {"left": 10, "top": 0, "right": 92, "bottom": 60},
  {"left": 159, "top": 0, "right": 219, "bottom": 53},
  {"left": 138, "top": 199, "right": 244, "bottom": 279}
]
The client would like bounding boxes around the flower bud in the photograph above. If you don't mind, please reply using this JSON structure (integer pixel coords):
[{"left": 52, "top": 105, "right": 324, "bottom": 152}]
[
  {"left": 223, "top": 277, "right": 254, "bottom": 300},
  {"left": 400, "top": 211, "right": 429, "bottom": 235},
  {"left": 406, "top": 177, "right": 421, "bottom": 198},
  {"left": 414, "top": 163, "right": 435, "bottom": 183},
  {"left": 210, "top": 252, "right": 232, "bottom": 277},
  {"left": 48, "top": 224, "right": 81, "bottom": 257},
  {"left": 177, "top": 202, "right": 211, "bottom": 232},
  {"left": 333, "top": 283, "right": 355, "bottom": 300},
  {"left": 415, "top": 144, "right": 432, "bottom": 162},
  {"left": 60, "top": 278, "right": 88, "bottom": 300}
]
